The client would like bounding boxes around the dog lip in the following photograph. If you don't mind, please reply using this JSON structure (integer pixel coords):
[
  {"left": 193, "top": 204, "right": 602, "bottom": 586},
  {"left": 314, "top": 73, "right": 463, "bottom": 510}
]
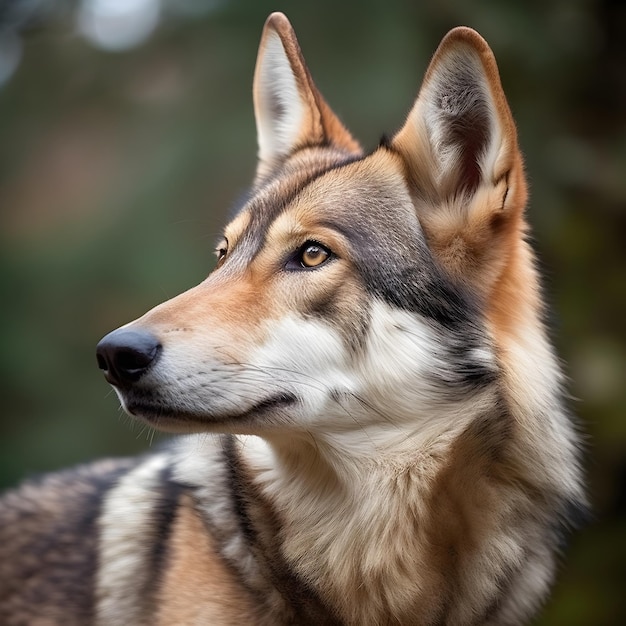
[
  {"left": 124, "top": 391, "right": 298, "bottom": 424},
  {"left": 245, "top": 392, "right": 298, "bottom": 415}
]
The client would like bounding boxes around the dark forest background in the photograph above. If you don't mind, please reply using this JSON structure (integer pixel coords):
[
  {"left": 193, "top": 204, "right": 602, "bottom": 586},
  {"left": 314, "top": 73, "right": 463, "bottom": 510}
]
[{"left": 0, "top": 1, "right": 624, "bottom": 623}]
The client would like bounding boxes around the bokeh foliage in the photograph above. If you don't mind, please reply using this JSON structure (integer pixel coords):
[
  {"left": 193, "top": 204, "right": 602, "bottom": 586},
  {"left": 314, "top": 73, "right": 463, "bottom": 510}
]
[{"left": 0, "top": 1, "right": 624, "bottom": 623}]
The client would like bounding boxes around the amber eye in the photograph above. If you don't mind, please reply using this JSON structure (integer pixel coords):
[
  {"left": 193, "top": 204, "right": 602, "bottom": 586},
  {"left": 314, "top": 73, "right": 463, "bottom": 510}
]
[
  {"left": 215, "top": 239, "right": 228, "bottom": 268},
  {"left": 300, "top": 242, "right": 330, "bottom": 268}
]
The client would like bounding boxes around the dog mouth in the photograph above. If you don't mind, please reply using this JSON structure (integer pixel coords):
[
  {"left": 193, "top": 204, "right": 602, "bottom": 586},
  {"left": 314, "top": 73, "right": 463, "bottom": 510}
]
[{"left": 120, "top": 390, "right": 299, "bottom": 431}]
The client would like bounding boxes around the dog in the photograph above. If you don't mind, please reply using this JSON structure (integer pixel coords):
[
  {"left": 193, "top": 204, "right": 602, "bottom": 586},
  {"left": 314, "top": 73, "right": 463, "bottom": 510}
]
[{"left": 0, "top": 12, "right": 585, "bottom": 625}]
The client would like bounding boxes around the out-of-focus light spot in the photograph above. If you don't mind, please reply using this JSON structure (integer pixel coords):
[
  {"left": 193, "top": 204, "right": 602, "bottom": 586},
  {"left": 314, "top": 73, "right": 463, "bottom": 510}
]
[
  {"left": 77, "top": 0, "right": 161, "bottom": 52},
  {"left": 0, "top": 30, "right": 22, "bottom": 87}
]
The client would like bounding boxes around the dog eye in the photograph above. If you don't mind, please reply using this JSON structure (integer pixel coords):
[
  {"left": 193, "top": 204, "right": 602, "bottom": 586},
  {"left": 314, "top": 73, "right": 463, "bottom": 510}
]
[
  {"left": 299, "top": 242, "right": 331, "bottom": 268},
  {"left": 215, "top": 239, "right": 228, "bottom": 268}
]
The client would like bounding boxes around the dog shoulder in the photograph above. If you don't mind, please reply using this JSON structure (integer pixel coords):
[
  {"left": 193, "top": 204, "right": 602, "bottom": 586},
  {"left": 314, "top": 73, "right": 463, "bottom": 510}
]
[
  {"left": 0, "top": 457, "right": 139, "bottom": 624},
  {"left": 0, "top": 441, "right": 260, "bottom": 625}
]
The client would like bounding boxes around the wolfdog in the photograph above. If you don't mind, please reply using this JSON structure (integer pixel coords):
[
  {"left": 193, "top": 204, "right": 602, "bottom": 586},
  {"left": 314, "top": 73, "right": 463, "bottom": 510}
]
[{"left": 0, "top": 12, "right": 584, "bottom": 625}]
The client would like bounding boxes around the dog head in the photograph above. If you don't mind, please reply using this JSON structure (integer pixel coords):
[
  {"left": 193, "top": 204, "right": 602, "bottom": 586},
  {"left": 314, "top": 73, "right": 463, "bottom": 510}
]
[{"left": 97, "top": 13, "right": 530, "bottom": 449}]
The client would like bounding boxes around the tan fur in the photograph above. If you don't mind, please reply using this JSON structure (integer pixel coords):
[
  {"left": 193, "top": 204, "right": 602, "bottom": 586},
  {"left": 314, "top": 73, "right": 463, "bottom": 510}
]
[
  {"left": 223, "top": 209, "right": 252, "bottom": 248},
  {"left": 136, "top": 273, "right": 273, "bottom": 346},
  {"left": 155, "top": 495, "right": 258, "bottom": 625}
]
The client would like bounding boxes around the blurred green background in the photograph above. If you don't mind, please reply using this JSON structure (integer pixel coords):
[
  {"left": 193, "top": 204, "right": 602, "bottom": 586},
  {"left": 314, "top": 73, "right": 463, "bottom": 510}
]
[{"left": 0, "top": 0, "right": 624, "bottom": 623}]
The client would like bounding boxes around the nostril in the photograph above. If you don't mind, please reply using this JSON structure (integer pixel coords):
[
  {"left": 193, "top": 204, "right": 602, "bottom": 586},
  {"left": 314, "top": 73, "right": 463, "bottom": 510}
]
[
  {"left": 96, "top": 328, "right": 161, "bottom": 386},
  {"left": 116, "top": 345, "right": 160, "bottom": 373},
  {"left": 96, "top": 352, "right": 108, "bottom": 371}
]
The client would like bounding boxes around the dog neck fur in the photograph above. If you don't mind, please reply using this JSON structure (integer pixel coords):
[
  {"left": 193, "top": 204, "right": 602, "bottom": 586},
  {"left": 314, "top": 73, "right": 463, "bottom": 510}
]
[{"left": 242, "top": 18, "right": 583, "bottom": 624}]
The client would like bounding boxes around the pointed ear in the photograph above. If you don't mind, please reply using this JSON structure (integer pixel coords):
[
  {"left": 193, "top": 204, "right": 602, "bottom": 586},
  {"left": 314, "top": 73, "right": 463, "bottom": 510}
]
[
  {"left": 253, "top": 13, "right": 360, "bottom": 178},
  {"left": 390, "top": 28, "right": 528, "bottom": 296},
  {"left": 392, "top": 27, "right": 523, "bottom": 204}
]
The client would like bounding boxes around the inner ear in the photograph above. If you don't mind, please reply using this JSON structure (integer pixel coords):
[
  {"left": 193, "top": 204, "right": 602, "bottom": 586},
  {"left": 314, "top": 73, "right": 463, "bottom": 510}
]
[
  {"left": 429, "top": 54, "right": 493, "bottom": 194},
  {"left": 392, "top": 27, "right": 518, "bottom": 202}
]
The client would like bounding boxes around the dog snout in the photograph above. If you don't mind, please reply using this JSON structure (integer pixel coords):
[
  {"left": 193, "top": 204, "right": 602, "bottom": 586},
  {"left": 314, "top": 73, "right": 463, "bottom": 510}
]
[{"left": 96, "top": 328, "right": 162, "bottom": 386}]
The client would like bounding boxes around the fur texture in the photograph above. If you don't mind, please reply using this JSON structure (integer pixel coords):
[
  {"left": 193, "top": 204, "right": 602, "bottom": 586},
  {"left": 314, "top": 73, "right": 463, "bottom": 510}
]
[{"left": 0, "top": 13, "right": 584, "bottom": 626}]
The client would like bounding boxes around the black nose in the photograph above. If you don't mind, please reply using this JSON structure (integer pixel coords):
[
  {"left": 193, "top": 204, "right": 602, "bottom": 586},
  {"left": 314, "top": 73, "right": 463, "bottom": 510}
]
[{"left": 96, "top": 328, "right": 161, "bottom": 386}]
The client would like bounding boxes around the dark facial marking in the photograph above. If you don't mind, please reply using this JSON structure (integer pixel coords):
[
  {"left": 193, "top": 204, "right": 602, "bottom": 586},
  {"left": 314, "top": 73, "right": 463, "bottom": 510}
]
[
  {"left": 227, "top": 151, "right": 364, "bottom": 268},
  {"left": 318, "top": 210, "right": 477, "bottom": 332}
]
